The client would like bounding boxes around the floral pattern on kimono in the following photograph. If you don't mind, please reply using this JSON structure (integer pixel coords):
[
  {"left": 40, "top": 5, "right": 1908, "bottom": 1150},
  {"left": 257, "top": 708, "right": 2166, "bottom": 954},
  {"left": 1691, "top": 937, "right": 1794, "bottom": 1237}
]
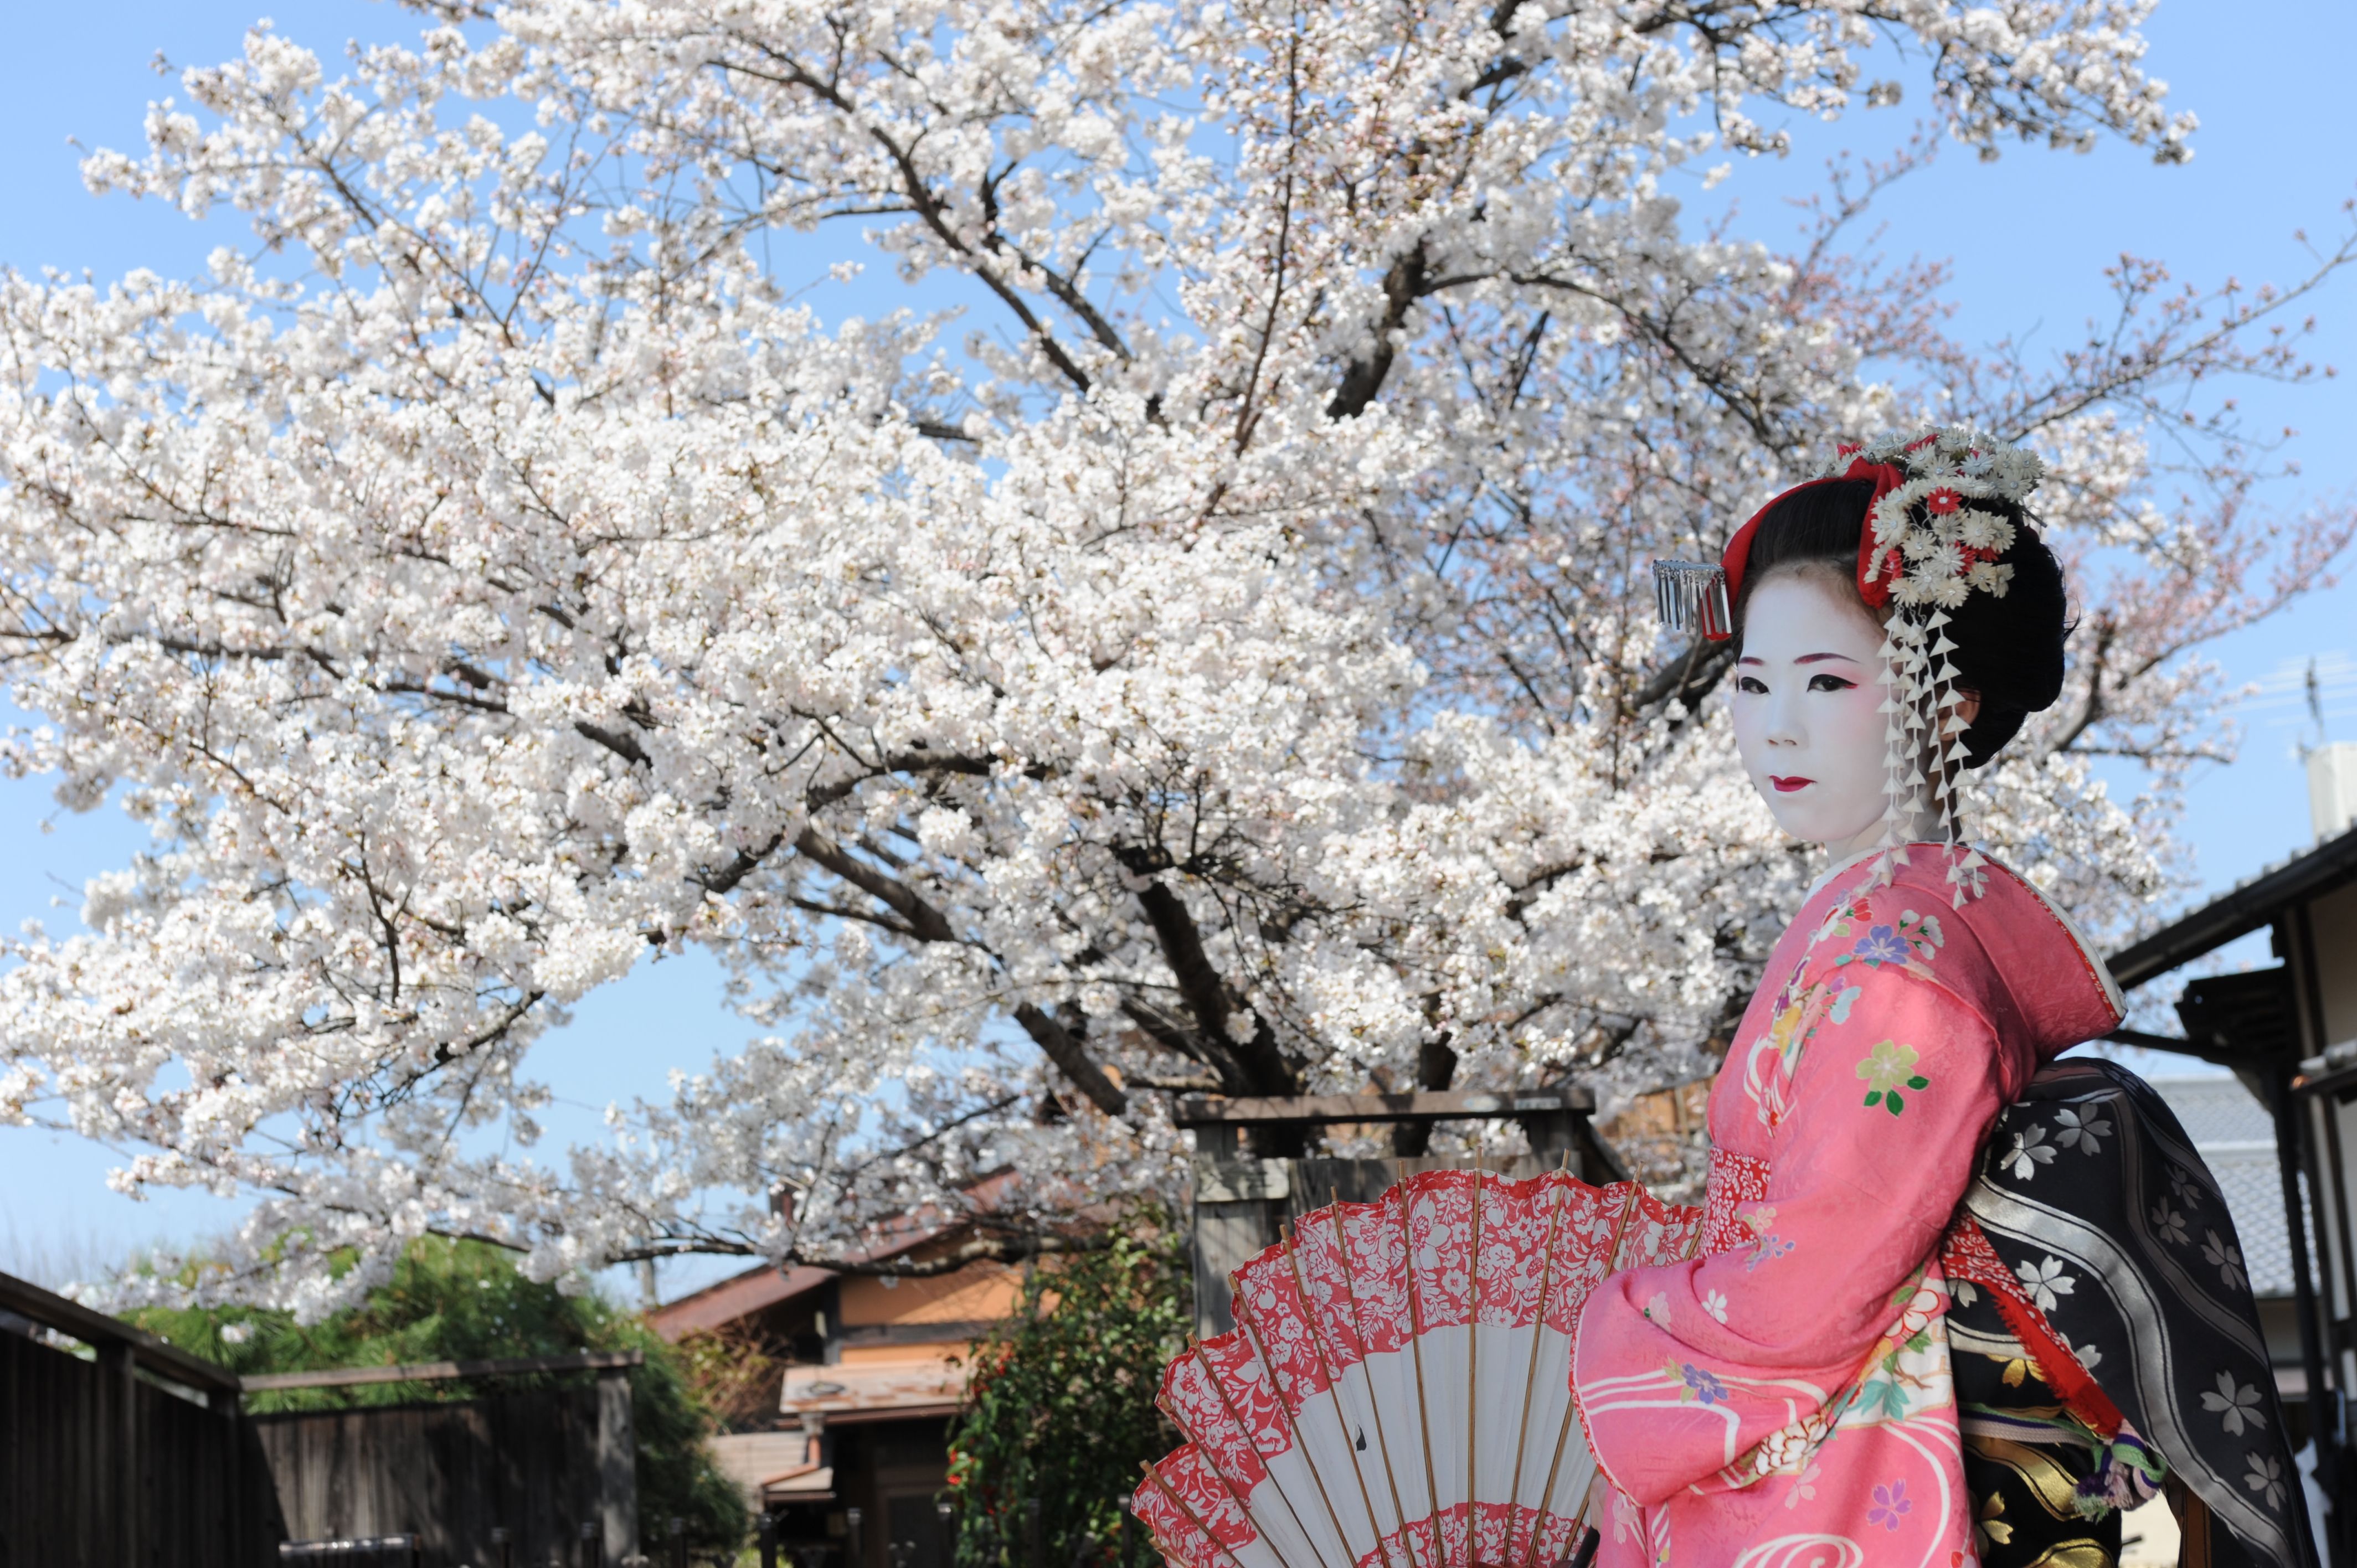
[{"left": 1570, "top": 845, "right": 2124, "bottom": 1567}]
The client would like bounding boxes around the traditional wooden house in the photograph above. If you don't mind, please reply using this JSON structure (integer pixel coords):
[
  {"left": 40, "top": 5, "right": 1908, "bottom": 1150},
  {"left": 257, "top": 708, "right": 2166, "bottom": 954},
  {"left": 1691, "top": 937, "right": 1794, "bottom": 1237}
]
[
  {"left": 2099, "top": 750, "right": 2357, "bottom": 1565},
  {"left": 650, "top": 1194, "right": 1025, "bottom": 1568}
]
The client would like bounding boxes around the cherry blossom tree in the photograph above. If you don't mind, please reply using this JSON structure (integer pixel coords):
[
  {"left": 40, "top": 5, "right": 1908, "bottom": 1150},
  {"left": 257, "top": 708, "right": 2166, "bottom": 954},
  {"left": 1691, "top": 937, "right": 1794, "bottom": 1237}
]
[{"left": 0, "top": 0, "right": 2346, "bottom": 1315}]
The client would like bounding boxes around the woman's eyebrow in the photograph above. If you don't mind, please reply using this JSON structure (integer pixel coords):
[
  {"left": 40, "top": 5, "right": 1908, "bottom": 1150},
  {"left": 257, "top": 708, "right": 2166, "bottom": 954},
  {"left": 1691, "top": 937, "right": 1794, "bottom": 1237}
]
[{"left": 1794, "top": 651, "right": 1864, "bottom": 665}]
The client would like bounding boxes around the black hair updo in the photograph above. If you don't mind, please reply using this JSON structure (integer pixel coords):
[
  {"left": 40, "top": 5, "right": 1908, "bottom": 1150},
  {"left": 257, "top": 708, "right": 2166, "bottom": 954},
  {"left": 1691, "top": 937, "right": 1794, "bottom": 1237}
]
[{"left": 1730, "top": 477, "right": 2071, "bottom": 768}]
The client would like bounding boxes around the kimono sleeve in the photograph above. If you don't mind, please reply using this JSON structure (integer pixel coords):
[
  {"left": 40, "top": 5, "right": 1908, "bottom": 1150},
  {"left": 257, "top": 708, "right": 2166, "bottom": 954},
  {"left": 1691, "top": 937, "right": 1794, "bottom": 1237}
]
[{"left": 1568, "top": 961, "right": 2008, "bottom": 1506}]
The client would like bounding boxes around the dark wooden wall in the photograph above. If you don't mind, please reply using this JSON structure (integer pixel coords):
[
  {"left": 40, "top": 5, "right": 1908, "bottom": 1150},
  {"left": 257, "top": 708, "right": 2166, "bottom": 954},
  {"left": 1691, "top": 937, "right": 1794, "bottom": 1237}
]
[
  {"left": 253, "top": 1386, "right": 605, "bottom": 1567},
  {"left": 0, "top": 1327, "right": 281, "bottom": 1568}
]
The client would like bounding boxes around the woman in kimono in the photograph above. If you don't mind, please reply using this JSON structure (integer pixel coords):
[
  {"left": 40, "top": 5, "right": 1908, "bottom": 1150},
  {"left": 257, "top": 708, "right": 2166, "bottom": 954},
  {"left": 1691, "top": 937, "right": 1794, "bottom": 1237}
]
[{"left": 1571, "top": 430, "right": 2305, "bottom": 1565}]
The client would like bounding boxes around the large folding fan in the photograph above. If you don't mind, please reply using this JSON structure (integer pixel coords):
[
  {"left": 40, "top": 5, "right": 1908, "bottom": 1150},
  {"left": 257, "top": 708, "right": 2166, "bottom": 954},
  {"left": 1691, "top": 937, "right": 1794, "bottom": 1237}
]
[{"left": 1133, "top": 1169, "right": 1705, "bottom": 1568}]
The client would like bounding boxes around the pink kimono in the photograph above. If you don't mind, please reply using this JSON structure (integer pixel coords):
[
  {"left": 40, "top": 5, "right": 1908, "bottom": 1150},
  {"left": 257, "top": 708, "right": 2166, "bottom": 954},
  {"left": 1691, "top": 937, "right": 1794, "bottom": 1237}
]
[{"left": 1570, "top": 844, "right": 2124, "bottom": 1565}]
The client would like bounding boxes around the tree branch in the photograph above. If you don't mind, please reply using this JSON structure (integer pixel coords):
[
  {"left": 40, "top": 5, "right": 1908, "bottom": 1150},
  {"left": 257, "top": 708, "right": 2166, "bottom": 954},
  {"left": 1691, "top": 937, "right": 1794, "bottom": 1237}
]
[
  {"left": 1013, "top": 1003, "right": 1129, "bottom": 1115},
  {"left": 793, "top": 826, "right": 959, "bottom": 943},
  {"left": 1118, "top": 858, "right": 1298, "bottom": 1096},
  {"left": 1628, "top": 638, "right": 1736, "bottom": 714},
  {"left": 574, "top": 720, "right": 650, "bottom": 767},
  {"left": 602, "top": 1227, "right": 1110, "bottom": 1276},
  {"left": 1329, "top": 238, "right": 1434, "bottom": 418}
]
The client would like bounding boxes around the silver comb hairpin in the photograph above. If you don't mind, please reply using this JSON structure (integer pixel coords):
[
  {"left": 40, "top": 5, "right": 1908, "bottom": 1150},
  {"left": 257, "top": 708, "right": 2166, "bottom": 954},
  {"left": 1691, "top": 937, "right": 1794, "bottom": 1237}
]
[{"left": 1653, "top": 559, "right": 1732, "bottom": 639}]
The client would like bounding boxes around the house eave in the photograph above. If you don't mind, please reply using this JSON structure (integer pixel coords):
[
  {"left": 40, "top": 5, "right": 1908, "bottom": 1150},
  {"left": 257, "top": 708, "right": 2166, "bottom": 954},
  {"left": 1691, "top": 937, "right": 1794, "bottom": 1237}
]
[{"left": 2109, "top": 821, "right": 2357, "bottom": 991}]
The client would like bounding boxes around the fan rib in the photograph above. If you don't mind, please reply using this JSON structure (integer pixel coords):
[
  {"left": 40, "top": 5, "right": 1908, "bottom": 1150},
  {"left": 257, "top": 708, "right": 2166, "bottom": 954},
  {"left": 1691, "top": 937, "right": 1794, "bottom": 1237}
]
[
  {"left": 1190, "top": 1339, "right": 1340, "bottom": 1568},
  {"left": 1332, "top": 1196, "right": 1428, "bottom": 1568},
  {"left": 1167, "top": 1345, "right": 1304, "bottom": 1568},
  {"left": 1502, "top": 1164, "right": 1572, "bottom": 1566},
  {"left": 1283, "top": 1223, "right": 1393, "bottom": 1568},
  {"left": 1518, "top": 1185, "right": 1643, "bottom": 1568},
  {"left": 1233, "top": 1287, "right": 1363, "bottom": 1568},
  {"left": 1465, "top": 1168, "right": 1483, "bottom": 1568},
  {"left": 1393, "top": 1188, "right": 1448, "bottom": 1568},
  {"left": 1151, "top": 1173, "right": 1725, "bottom": 1568},
  {"left": 1138, "top": 1458, "right": 1253, "bottom": 1568}
]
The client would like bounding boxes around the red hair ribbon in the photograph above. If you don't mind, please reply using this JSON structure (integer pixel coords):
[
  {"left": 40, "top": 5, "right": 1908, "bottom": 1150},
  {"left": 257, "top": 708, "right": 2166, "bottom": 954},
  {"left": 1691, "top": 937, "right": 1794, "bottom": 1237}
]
[{"left": 1703, "top": 458, "right": 1907, "bottom": 642}]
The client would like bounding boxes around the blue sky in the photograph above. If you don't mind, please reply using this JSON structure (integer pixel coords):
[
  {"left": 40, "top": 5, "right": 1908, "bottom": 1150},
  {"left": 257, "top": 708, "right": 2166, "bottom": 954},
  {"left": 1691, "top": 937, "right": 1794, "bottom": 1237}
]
[{"left": 0, "top": 0, "right": 2351, "bottom": 1292}]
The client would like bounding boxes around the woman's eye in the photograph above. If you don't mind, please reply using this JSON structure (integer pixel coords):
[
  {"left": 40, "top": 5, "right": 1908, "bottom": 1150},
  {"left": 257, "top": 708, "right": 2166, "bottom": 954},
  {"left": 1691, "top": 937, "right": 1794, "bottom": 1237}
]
[
  {"left": 1807, "top": 673, "right": 1856, "bottom": 693},
  {"left": 1736, "top": 676, "right": 1768, "bottom": 695}
]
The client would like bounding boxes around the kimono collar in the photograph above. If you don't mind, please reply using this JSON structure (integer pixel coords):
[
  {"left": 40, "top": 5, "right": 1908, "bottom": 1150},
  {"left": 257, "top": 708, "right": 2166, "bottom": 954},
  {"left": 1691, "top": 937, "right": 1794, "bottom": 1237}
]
[{"left": 1816, "top": 844, "right": 2124, "bottom": 1080}]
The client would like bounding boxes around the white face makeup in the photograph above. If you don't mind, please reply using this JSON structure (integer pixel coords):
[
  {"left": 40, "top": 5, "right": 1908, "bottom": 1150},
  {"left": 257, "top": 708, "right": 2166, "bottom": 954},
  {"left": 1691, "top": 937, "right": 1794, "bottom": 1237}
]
[{"left": 1728, "top": 570, "right": 1894, "bottom": 858}]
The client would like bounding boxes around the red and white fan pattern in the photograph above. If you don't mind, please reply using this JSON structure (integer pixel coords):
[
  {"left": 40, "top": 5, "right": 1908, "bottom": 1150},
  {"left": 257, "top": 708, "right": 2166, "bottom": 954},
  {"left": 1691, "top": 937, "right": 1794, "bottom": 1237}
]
[{"left": 1134, "top": 1170, "right": 1705, "bottom": 1568}]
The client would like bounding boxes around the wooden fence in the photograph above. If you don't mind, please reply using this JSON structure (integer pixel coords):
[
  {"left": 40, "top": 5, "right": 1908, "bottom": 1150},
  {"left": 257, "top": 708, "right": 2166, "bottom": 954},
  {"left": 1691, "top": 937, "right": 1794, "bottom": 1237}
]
[
  {"left": 254, "top": 1383, "right": 621, "bottom": 1566},
  {"left": 0, "top": 1274, "right": 280, "bottom": 1568},
  {"left": 1, "top": 1270, "right": 643, "bottom": 1568}
]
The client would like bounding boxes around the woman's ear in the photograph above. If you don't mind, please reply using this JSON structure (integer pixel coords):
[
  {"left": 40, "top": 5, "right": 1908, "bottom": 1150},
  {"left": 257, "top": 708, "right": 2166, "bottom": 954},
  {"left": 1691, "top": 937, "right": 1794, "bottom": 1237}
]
[{"left": 1955, "top": 688, "right": 1983, "bottom": 726}]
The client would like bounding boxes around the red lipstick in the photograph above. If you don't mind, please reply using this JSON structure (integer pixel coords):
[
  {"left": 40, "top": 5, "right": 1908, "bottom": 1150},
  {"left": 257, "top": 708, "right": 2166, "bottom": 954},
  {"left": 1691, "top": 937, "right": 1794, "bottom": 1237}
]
[{"left": 1769, "top": 776, "right": 1812, "bottom": 793}]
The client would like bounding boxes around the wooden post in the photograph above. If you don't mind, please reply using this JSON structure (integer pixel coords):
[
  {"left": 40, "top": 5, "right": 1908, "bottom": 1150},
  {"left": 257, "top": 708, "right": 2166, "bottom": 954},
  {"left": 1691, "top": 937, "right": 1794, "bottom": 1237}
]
[
  {"left": 98, "top": 1338, "right": 141, "bottom": 1568},
  {"left": 209, "top": 1384, "right": 244, "bottom": 1567},
  {"left": 596, "top": 1364, "right": 639, "bottom": 1564},
  {"left": 1189, "top": 1155, "right": 1287, "bottom": 1338}
]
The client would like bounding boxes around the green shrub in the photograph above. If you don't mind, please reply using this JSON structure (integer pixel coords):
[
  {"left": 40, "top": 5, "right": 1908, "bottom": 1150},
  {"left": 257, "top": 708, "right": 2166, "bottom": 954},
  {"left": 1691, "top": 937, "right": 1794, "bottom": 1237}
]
[{"left": 944, "top": 1213, "right": 1190, "bottom": 1568}]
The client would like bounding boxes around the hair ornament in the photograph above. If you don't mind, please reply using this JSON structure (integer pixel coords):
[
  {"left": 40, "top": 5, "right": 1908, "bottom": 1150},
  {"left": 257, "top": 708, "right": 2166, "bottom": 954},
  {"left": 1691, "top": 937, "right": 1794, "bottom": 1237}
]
[
  {"left": 1838, "top": 426, "right": 2040, "bottom": 612},
  {"left": 1654, "top": 559, "right": 1732, "bottom": 640},
  {"left": 1650, "top": 424, "right": 2047, "bottom": 905}
]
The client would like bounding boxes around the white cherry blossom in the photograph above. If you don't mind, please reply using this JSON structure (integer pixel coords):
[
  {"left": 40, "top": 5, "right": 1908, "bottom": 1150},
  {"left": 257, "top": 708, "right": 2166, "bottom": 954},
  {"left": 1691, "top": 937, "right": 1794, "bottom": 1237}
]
[
  {"left": 2245, "top": 1452, "right": 2287, "bottom": 1509},
  {"left": 0, "top": 1, "right": 2345, "bottom": 1313}
]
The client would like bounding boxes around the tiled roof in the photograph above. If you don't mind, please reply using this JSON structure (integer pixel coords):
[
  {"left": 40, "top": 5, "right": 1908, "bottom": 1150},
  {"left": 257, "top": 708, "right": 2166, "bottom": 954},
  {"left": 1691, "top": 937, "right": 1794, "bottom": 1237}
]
[
  {"left": 651, "top": 1263, "right": 836, "bottom": 1340},
  {"left": 2148, "top": 1077, "right": 2294, "bottom": 1298},
  {"left": 2150, "top": 1075, "right": 2277, "bottom": 1145}
]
